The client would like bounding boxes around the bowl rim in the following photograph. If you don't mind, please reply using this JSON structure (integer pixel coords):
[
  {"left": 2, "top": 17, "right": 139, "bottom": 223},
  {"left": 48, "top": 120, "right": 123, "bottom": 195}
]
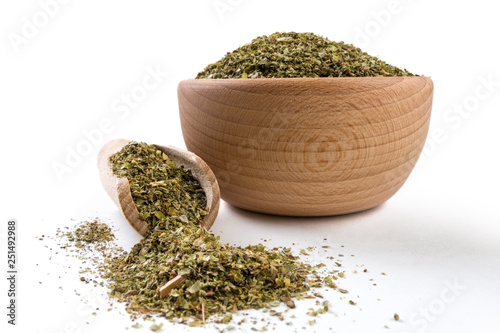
[{"left": 181, "top": 76, "right": 431, "bottom": 82}]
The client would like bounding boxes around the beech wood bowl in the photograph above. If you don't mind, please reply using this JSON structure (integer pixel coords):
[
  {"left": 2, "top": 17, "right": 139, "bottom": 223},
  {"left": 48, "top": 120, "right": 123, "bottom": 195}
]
[
  {"left": 97, "top": 138, "right": 220, "bottom": 235},
  {"left": 178, "top": 77, "right": 433, "bottom": 216}
]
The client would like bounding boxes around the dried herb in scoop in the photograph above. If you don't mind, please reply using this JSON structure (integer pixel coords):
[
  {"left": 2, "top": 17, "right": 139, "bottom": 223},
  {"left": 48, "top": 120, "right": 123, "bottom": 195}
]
[
  {"left": 110, "top": 141, "right": 208, "bottom": 231},
  {"left": 196, "top": 31, "right": 415, "bottom": 79}
]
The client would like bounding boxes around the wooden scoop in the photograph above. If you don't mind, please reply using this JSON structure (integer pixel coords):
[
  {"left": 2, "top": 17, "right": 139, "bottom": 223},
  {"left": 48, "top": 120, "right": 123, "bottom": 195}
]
[{"left": 97, "top": 138, "right": 220, "bottom": 236}]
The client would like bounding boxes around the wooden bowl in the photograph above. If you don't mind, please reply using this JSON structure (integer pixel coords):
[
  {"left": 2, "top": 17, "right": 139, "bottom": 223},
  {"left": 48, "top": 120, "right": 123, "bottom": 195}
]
[{"left": 178, "top": 77, "right": 433, "bottom": 216}]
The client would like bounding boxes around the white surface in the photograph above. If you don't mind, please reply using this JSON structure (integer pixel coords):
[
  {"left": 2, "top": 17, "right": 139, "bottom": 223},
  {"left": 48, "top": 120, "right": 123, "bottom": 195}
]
[{"left": 1, "top": 1, "right": 499, "bottom": 332}]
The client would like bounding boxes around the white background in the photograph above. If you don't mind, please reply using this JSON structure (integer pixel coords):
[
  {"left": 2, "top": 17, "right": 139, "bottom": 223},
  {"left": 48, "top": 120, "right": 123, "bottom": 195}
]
[{"left": 1, "top": 0, "right": 499, "bottom": 332}]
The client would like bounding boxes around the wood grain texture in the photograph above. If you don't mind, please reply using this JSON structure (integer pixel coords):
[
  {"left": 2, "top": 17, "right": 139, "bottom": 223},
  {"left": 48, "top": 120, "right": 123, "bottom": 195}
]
[
  {"left": 97, "top": 139, "right": 220, "bottom": 236},
  {"left": 178, "top": 77, "right": 433, "bottom": 216}
]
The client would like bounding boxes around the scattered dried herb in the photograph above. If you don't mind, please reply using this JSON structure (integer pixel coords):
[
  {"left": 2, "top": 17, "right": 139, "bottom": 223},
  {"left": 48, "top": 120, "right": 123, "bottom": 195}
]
[
  {"left": 51, "top": 142, "right": 377, "bottom": 328},
  {"left": 62, "top": 219, "right": 115, "bottom": 250},
  {"left": 196, "top": 32, "right": 415, "bottom": 79},
  {"left": 103, "top": 142, "right": 313, "bottom": 324},
  {"left": 150, "top": 322, "right": 163, "bottom": 331}
]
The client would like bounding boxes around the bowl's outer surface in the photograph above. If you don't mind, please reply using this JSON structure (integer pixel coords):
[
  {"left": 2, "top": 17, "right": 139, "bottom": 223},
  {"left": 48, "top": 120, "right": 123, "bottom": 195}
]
[{"left": 178, "top": 77, "right": 433, "bottom": 216}]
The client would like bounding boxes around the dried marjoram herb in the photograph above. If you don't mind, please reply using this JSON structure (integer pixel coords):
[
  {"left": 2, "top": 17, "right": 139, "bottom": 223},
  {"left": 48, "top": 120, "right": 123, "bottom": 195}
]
[
  {"left": 63, "top": 219, "right": 115, "bottom": 249},
  {"left": 196, "top": 31, "right": 414, "bottom": 79},
  {"left": 103, "top": 142, "right": 312, "bottom": 324},
  {"left": 109, "top": 141, "right": 208, "bottom": 231}
]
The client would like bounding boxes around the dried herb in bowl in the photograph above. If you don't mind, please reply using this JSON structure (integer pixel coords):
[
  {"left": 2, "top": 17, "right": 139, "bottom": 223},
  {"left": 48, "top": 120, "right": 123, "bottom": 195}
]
[{"left": 196, "top": 31, "right": 415, "bottom": 79}]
